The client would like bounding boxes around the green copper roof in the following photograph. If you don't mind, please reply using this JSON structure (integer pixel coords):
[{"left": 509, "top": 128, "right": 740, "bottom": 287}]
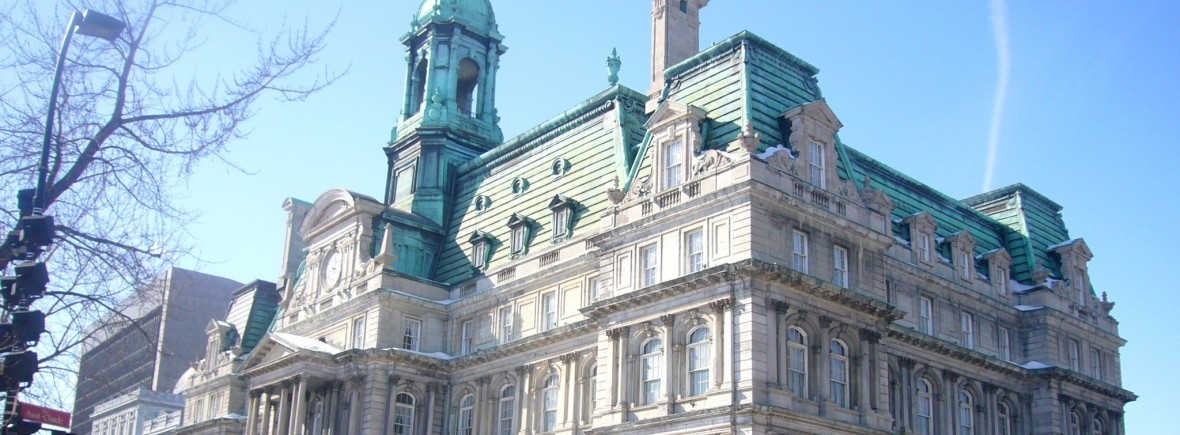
[{"left": 415, "top": 0, "right": 498, "bottom": 36}]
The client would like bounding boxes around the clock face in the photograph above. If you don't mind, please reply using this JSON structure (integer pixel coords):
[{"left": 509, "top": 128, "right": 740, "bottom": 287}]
[{"left": 322, "top": 250, "right": 342, "bottom": 288}]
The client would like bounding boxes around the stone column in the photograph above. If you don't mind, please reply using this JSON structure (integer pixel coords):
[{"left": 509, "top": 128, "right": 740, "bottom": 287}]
[
  {"left": 709, "top": 300, "right": 731, "bottom": 388},
  {"left": 620, "top": 330, "right": 632, "bottom": 408},
  {"left": 325, "top": 382, "right": 341, "bottom": 435},
  {"left": 561, "top": 354, "right": 575, "bottom": 426},
  {"left": 246, "top": 390, "right": 260, "bottom": 435},
  {"left": 857, "top": 329, "right": 879, "bottom": 423},
  {"left": 425, "top": 382, "right": 440, "bottom": 435},
  {"left": 475, "top": 375, "right": 491, "bottom": 435},
  {"left": 816, "top": 316, "right": 832, "bottom": 416},
  {"left": 983, "top": 383, "right": 998, "bottom": 435},
  {"left": 291, "top": 376, "right": 309, "bottom": 435},
  {"left": 898, "top": 357, "right": 915, "bottom": 432},
  {"left": 943, "top": 369, "right": 959, "bottom": 435},
  {"left": 769, "top": 301, "right": 789, "bottom": 388},
  {"left": 277, "top": 382, "right": 292, "bottom": 435},
  {"left": 661, "top": 314, "right": 676, "bottom": 406},
  {"left": 514, "top": 366, "right": 529, "bottom": 435},
  {"left": 349, "top": 376, "right": 365, "bottom": 435},
  {"left": 260, "top": 389, "right": 273, "bottom": 435},
  {"left": 606, "top": 328, "right": 625, "bottom": 408}
]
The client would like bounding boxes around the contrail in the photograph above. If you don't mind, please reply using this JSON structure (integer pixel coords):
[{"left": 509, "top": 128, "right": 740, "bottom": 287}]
[{"left": 983, "top": 0, "right": 1010, "bottom": 192}]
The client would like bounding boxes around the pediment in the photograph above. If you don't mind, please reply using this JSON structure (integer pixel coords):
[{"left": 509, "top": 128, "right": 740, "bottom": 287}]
[
  {"left": 1050, "top": 238, "right": 1093, "bottom": 262},
  {"left": 645, "top": 100, "right": 706, "bottom": 130},
  {"left": 903, "top": 211, "right": 938, "bottom": 232},
  {"left": 782, "top": 99, "right": 843, "bottom": 132},
  {"left": 947, "top": 230, "right": 977, "bottom": 249},
  {"left": 299, "top": 188, "right": 384, "bottom": 241},
  {"left": 240, "top": 332, "right": 341, "bottom": 372}
]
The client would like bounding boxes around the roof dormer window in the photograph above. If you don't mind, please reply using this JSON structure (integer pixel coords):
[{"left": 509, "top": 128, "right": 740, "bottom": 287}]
[
  {"left": 663, "top": 140, "right": 685, "bottom": 189},
  {"left": 548, "top": 195, "right": 578, "bottom": 242},
  {"left": 468, "top": 231, "right": 494, "bottom": 270},
  {"left": 506, "top": 214, "right": 534, "bottom": 258},
  {"left": 947, "top": 231, "right": 977, "bottom": 283},
  {"left": 808, "top": 142, "right": 826, "bottom": 189},
  {"left": 903, "top": 212, "right": 938, "bottom": 266}
]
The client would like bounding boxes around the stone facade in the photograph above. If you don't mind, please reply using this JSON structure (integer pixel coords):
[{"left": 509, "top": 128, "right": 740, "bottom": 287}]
[
  {"left": 178, "top": 1, "right": 1134, "bottom": 434},
  {"left": 90, "top": 388, "right": 185, "bottom": 435}
]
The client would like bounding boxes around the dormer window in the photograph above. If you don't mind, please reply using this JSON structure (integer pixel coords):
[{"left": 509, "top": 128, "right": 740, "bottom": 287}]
[
  {"left": 548, "top": 195, "right": 578, "bottom": 242},
  {"left": 1051, "top": 238, "right": 1094, "bottom": 307},
  {"left": 947, "top": 231, "right": 977, "bottom": 282},
  {"left": 904, "top": 212, "right": 938, "bottom": 266},
  {"left": 468, "top": 231, "right": 494, "bottom": 270},
  {"left": 983, "top": 248, "right": 1012, "bottom": 297},
  {"left": 663, "top": 141, "right": 685, "bottom": 189},
  {"left": 808, "top": 142, "right": 825, "bottom": 188},
  {"left": 506, "top": 214, "right": 534, "bottom": 258}
]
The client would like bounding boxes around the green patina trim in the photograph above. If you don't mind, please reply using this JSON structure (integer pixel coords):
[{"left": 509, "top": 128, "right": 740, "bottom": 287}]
[
  {"left": 665, "top": 31, "right": 819, "bottom": 80},
  {"left": 458, "top": 85, "right": 646, "bottom": 176},
  {"left": 961, "top": 183, "right": 1063, "bottom": 212},
  {"left": 833, "top": 133, "right": 856, "bottom": 186},
  {"left": 622, "top": 131, "right": 655, "bottom": 192}
]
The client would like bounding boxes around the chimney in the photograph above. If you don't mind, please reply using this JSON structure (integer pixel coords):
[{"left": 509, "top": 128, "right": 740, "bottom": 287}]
[{"left": 650, "top": 0, "right": 708, "bottom": 107}]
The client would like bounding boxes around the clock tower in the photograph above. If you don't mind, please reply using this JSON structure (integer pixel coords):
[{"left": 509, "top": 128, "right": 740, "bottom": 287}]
[{"left": 384, "top": 0, "right": 506, "bottom": 227}]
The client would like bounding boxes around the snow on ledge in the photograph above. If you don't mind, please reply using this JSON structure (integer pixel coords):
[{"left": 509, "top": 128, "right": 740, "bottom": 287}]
[
  {"left": 1021, "top": 361, "right": 1053, "bottom": 370},
  {"left": 1014, "top": 305, "right": 1044, "bottom": 312}
]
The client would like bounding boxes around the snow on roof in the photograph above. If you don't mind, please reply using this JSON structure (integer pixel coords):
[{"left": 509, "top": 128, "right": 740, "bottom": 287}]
[
  {"left": 893, "top": 236, "right": 911, "bottom": 247},
  {"left": 1014, "top": 305, "right": 1044, "bottom": 312},
  {"left": 1011, "top": 280, "right": 1038, "bottom": 293},
  {"left": 756, "top": 144, "right": 795, "bottom": 160},
  {"left": 386, "top": 347, "right": 455, "bottom": 360},
  {"left": 271, "top": 332, "right": 341, "bottom": 355},
  {"left": 1021, "top": 361, "right": 1053, "bottom": 369},
  {"left": 387, "top": 289, "right": 457, "bottom": 305},
  {"left": 1045, "top": 238, "right": 1081, "bottom": 251}
]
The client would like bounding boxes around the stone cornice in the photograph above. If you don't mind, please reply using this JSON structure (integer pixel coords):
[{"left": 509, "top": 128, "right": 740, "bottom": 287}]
[
  {"left": 1032, "top": 366, "right": 1137, "bottom": 403},
  {"left": 742, "top": 260, "right": 902, "bottom": 322},
  {"left": 448, "top": 320, "right": 599, "bottom": 370},
  {"left": 886, "top": 324, "right": 1024, "bottom": 378}
]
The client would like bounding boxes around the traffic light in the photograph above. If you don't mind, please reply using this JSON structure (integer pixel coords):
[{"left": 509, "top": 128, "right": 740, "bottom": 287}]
[
  {"left": 10, "top": 310, "right": 44, "bottom": 346},
  {"left": 5, "top": 414, "right": 41, "bottom": 435},
  {"left": 2, "top": 261, "right": 49, "bottom": 306},
  {"left": 2, "top": 350, "right": 38, "bottom": 387},
  {"left": 18, "top": 215, "right": 55, "bottom": 250}
]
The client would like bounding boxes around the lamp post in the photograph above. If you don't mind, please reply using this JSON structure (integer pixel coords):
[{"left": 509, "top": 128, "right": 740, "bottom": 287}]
[
  {"left": 2, "top": 10, "right": 125, "bottom": 435},
  {"left": 34, "top": 9, "right": 126, "bottom": 214}
]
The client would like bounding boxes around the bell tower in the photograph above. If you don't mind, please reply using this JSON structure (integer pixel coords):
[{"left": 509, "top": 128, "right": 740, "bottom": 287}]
[{"left": 385, "top": 0, "right": 506, "bottom": 226}]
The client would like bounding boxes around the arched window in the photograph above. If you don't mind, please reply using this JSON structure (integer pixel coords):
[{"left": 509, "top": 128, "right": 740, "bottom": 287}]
[
  {"left": 1069, "top": 411, "right": 1082, "bottom": 435},
  {"left": 393, "top": 393, "right": 415, "bottom": 435},
  {"left": 1091, "top": 418, "right": 1103, "bottom": 435},
  {"left": 588, "top": 365, "right": 598, "bottom": 417},
  {"left": 996, "top": 402, "right": 1012, "bottom": 435},
  {"left": 687, "top": 327, "right": 710, "bottom": 396},
  {"left": 459, "top": 394, "right": 475, "bottom": 435},
  {"left": 958, "top": 391, "right": 974, "bottom": 435},
  {"left": 542, "top": 374, "right": 559, "bottom": 432},
  {"left": 787, "top": 327, "right": 808, "bottom": 398},
  {"left": 641, "top": 338, "right": 664, "bottom": 405},
  {"left": 916, "top": 379, "right": 933, "bottom": 435},
  {"left": 498, "top": 386, "right": 515, "bottom": 435},
  {"left": 410, "top": 60, "right": 428, "bottom": 115},
  {"left": 829, "top": 339, "right": 849, "bottom": 408},
  {"left": 457, "top": 58, "right": 480, "bottom": 115}
]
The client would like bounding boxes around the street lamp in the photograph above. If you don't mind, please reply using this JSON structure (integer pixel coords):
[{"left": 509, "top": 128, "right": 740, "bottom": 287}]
[{"left": 35, "top": 9, "right": 126, "bottom": 214}]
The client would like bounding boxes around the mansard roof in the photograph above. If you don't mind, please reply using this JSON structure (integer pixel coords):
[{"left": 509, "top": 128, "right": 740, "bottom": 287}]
[{"left": 432, "top": 86, "right": 648, "bottom": 284}]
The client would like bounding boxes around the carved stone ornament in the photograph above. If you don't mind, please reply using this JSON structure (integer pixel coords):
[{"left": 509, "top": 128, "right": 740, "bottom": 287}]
[
  {"left": 625, "top": 177, "right": 652, "bottom": 202},
  {"left": 606, "top": 176, "right": 625, "bottom": 205},
  {"left": 738, "top": 121, "right": 761, "bottom": 154},
  {"left": 693, "top": 149, "right": 736, "bottom": 176}
]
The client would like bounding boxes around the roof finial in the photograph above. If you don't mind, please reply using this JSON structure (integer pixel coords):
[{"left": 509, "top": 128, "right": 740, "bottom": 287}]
[{"left": 607, "top": 48, "right": 622, "bottom": 86}]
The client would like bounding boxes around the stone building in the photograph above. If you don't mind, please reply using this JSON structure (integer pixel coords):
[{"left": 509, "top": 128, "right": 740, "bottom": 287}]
[
  {"left": 73, "top": 267, "right": 242, "bottom": 435},
  {"left": 90, "top": 388, "right": 185, "bottom": 435},
  {"left": 192, "top": 1, "right": 1135, "bottom": 434}
]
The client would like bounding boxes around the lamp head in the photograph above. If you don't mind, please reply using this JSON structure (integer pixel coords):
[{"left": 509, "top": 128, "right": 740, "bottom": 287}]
[{"left": 75, "top": 9, "right": 125, "bottom": 42}]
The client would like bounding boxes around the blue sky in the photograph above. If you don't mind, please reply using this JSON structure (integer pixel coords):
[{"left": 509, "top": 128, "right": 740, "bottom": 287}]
[{"left": 170, "top": 1, "right": 1177, "bottom": 431}]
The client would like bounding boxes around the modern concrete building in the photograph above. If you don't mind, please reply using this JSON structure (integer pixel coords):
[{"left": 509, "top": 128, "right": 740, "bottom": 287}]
[
  {"left": 182, "top": 1, "right": 1135, "bottom": 434},
  {"left": 72, "top": 267, "right": 242, "bottom": 434}
]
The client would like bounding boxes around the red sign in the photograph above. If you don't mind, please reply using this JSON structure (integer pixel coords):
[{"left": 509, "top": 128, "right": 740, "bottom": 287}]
[{"left": 18, "top": 402, "right": 71, "bottom": 428}]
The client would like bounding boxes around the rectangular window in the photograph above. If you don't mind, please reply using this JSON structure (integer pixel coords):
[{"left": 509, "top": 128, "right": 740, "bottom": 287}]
[
  {"left": 960, "top": 312, "right": 974, "bottom": 349},
  {"left": 996, "top": 267, "right": 1008, "bottom": 295},
  {"left": 352, "top": 317, "right": 366, "bottom": 349},
  {"left": 959, "top": 251, "right": 971, "bottom": 279},
  {"left": 403, "top": 318, "right": 422, "bottom": 351},
  {"left": 685, "top": 229, "right": 704, "bottom": 273},
  {"left": 472, "top": 241, "right": 487, "bottom": 269},
  {"left": 1068, "top": 339, "right": 1080, "bottom": 371},
  {"left": 791, "top": 230, "right": 809, "bottom": 273},
  {"left": 542, "top": 292, "right": 557, "bottom": 331},
  {"left": 589, "top": 276, "right": 603, "bottom": 302},
  {"left": 209, "top": 392, "right": 220, "bottom": 419},
  {"left": 1090, "top": 348, "right": 1104, "bottom": 380},
  {"left": 919, "top": 233, "right": 931, "bottom": 262},
  {"left": 833, "top": 246, "right": 849, "bottom": 288},
  {"left": 998, "top": 327, "right": 1012, "bottom": 362},
  {"left": 511, "top": 226, "right": 526, "bottom": 254},
  {"left": 553, "top": 208, "right": 570, "bottom": 239},
  {"left": 500, "top": 306, "right": 514, "bottom": 343},
  {"left": 664, "top": 141, "right": 684, "bottom": 189},
  {"left": 640, "top": 245, "right": 659, "bottom": 287},
  {"left": 808, "top": 142, "right": 826, "bottom": 188},
  {"left": 1074, "top": 268, "right": 1087, "bottom": 304},
  {"left": 460, "top": 320, "right": 473, "bottom": 355},
  {"left": 919, "top": 297, "right": 933, "bottom": 335}
]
